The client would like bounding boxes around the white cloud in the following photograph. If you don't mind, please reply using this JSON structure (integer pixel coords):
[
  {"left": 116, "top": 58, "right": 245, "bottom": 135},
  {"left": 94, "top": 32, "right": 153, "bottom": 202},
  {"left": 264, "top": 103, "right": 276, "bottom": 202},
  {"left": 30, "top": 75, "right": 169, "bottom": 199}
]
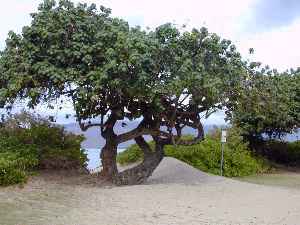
[
  {"left": 0, "top": 0, "right": 39, "bottom": 49},
  {"left": 82, "top": 0, "right": 254, "bottom": 39},
  {"left": 236, "top": 18, "right": 300, "bottom": 71}
]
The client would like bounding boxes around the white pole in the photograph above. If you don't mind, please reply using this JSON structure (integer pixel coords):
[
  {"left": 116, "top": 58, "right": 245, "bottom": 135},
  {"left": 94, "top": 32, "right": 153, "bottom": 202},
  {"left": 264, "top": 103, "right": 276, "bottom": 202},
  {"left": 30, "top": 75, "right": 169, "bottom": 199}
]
[
  {"left": 220, "top": 129, "right": 227, "bottom": 176},
  {"left": 220, "top": 142, "right": 224, "bottom": 176}
]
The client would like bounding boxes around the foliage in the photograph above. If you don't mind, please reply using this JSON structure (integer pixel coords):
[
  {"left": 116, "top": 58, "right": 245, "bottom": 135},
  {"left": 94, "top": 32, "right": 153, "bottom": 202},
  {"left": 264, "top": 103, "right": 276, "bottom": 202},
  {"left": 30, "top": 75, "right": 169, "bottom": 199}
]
[
  {"left": 0, "top": 3, "right": 244, "bottom": 120},
  {"left": 255, "top": 140, "right": 300, "bottom": 167},
  {"left": 118, "top": 127, "right": 269, "bottom": 177},
  {"left": 0, "top": 3, "right": 244, "bottom": 139},
  {"left": 0, "top": 151, "right": 38, "bottom": 186},
  {"left": 39, "top": 147, "right": 87, "bottom": 170},
  {"left": 0, "top": 0, "right": 298, "bottom": 183},
  {"left": 0, "top": 0, "right": 248, "bottom": 182},
  {"left": 0, "top": 111, "right": 87, "bottom": 186},
  {"left": 232, "top": 66, "right": 300, "bottom": 141},
  {"left": 117, "top": 142, "right": 149, "bottom": 165}
]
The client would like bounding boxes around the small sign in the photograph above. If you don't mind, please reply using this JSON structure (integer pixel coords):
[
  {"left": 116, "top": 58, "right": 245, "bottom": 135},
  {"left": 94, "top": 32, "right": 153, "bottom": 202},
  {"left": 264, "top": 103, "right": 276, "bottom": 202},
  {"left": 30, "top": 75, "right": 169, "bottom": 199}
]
[{"left": 221, "top": 130, "right": 227, "bottom": 143}]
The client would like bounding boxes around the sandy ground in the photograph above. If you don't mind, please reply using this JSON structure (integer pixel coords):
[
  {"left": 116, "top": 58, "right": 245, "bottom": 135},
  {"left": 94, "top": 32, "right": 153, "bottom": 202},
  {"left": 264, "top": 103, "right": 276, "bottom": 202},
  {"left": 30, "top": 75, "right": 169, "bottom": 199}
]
[{"left": 1, "top": 157, "right": 300, "bottom": 225}]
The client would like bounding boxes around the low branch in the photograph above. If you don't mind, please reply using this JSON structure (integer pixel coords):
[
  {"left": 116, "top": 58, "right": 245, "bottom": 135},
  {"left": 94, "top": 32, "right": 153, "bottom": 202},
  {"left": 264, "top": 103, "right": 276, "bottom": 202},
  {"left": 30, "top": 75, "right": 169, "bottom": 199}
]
[
  {"left": 116, "top": 126, "right": 160, "bottom": 144},
  {"left": 135, "top": 136, "right": 152, "bottom": 156},
  {"left": 79, "top": 122, "right": 103, "bottom": 131}
]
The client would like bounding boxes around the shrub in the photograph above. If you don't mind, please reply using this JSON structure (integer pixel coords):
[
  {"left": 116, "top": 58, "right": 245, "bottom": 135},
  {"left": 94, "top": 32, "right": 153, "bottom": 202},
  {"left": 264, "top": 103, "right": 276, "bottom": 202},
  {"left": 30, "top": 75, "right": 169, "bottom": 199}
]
[
  {"left": 0, "top": 165, "right": 27, "bottom": 186},
  {"left": 39, "top": 147, "right": 87, "bottom": 170},
  {"left": 0, "top": 111, "right": 87, "bottom": 186},
  {"left": 117, "top": 127, "right": 269, "bottom": 177},
  {"left": 117, "top": 143, "right": 147, "bottom": 165},
  {"left": 0, "top": 151, "right": 38, "bottom": 186},
  {"left": 257, "top": 140, "right": 300, "bottom": 166}
]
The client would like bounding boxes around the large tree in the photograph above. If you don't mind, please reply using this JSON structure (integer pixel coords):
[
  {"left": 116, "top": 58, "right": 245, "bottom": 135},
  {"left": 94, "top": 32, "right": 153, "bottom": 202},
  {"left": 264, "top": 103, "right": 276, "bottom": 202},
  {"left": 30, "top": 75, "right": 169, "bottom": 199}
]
[{"left": 0, "top": 0, "right": 244, "bottom": 185}]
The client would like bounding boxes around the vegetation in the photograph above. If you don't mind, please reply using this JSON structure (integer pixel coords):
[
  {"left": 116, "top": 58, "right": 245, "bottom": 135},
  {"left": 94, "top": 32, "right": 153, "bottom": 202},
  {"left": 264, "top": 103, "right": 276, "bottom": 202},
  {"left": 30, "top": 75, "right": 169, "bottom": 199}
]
[
  {"left": 0, "top": 0, "right": 246, "bottom": 185},
  {"left": 231, "top": 65, "right": 300, "bottom": 165},
  {"left": 0, "top": 0, "right": 298, "bottom": 185},
  {"left": 118, "top": 128, "right": 269, "bottom": 177},
  {"left": 254, "top": 140, "right": 300, "bottom": 167},
  {"left": 232, "top": 65, "right": 300, "bottom": 142},
  {"left": 0, "top": 150, "right": 38, "bottom": 186},
  {"left": 0, "top": 111, "right": 87, "bottom": 186}
]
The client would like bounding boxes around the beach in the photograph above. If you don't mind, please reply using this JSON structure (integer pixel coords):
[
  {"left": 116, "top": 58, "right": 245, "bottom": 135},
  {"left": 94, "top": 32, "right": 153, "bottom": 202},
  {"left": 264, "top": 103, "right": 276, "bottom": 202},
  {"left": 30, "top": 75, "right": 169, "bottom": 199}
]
[{"left": 1, "top": 157, "right": 300, "bottom": 225}]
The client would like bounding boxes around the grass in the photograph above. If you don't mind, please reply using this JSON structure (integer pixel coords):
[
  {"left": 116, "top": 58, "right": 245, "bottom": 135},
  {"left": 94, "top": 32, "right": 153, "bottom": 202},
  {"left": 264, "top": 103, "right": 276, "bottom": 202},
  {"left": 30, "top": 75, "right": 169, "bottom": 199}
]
[{"left": 237, "top": 168, "right": 300, "bottom": 189}]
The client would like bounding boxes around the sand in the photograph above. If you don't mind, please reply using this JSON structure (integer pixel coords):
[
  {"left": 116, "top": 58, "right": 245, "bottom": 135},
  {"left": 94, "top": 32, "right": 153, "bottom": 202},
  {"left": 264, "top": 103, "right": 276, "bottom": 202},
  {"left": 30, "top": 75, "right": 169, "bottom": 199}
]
[{"left": 1, "top": 157, "right": 300, "bottom": 225}]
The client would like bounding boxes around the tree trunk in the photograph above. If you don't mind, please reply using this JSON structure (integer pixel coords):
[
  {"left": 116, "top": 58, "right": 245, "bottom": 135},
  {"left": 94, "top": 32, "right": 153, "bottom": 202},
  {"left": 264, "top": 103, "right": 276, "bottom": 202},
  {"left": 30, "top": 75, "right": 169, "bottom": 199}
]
[
  {"left": 100, "top": 114, "right": 118, "bottom": 181},
  {"left": 113, "top": 141, "right": 164, "bottom": 186},
  {"left": 100, "top": 142, "right": 118, "bottom": 180}
]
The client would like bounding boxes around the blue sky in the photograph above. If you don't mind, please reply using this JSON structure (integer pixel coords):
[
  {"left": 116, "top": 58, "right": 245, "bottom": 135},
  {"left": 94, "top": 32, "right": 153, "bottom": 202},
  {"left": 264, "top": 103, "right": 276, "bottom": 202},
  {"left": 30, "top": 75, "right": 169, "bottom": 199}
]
[{"left": 1, "top": 0, "right": 300, "bottom": 124}]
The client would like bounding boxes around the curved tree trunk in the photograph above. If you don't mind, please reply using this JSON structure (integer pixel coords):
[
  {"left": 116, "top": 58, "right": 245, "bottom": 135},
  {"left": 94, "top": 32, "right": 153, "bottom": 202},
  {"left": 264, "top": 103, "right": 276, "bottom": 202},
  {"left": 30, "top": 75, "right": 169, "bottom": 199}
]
[
  {"left": 112, "top": 137, "right": 164, "bottom": 185},
  {"left": 100, "top": 142, "right": 118, "bottom": 180},
  {"left": 99, "top": 114, "right": 118, "bottom": 181},
  {"left": 99, "top": 114, "right": 205, "bottom": 185}
]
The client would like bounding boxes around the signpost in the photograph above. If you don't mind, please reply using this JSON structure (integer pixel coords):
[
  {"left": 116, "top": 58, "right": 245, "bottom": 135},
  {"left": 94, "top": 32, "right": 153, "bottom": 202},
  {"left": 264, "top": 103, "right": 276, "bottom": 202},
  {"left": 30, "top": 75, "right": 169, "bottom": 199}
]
[{"left": 220, "top": 129, "right": 227, "bottom": 176}]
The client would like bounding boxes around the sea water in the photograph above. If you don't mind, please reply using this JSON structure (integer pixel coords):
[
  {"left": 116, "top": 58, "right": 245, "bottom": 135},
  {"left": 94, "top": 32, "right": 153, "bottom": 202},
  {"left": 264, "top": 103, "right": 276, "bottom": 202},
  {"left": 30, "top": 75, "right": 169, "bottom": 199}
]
[{"left": 85, "top": 148, "right": 126, "bottom": 170}]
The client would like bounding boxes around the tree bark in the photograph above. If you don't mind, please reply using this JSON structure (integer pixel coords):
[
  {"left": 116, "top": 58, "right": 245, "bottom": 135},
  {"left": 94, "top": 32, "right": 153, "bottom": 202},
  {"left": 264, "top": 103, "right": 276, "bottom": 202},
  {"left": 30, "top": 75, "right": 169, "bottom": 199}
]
[
  {"left": 100, "top": 114, "right": 118, "bottom": 180},
  {"left": 100, "top": 141, "right": 118, "bottom": 180},
  {"left": 99, "top": 112, "right": 205, "bottom": 185},
  {"left": 112, "top": 137, "right": 164, "bottom": 186}
]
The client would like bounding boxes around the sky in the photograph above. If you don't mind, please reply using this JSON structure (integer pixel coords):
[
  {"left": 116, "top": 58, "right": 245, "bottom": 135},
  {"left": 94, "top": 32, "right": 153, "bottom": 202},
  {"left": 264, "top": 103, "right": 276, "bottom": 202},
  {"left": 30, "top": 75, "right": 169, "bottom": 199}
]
[{"left": 0, "top": 0, "right": 300, "bottom": 124}]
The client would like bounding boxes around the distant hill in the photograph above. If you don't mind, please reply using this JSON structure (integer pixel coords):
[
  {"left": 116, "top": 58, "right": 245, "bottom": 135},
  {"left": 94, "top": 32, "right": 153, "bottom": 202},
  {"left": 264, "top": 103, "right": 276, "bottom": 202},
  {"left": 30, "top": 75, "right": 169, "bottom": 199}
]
[
  {"left": 63, "top": 121, "right": 219, "bottom": 149},
  {"left": 64, "top": 121, "right": 300, "bottom": 149}
]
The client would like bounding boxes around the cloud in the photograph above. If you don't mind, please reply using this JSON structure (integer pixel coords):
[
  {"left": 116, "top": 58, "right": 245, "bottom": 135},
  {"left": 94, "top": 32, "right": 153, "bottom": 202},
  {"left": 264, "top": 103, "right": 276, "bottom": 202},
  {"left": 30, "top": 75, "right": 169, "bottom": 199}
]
[
  {"left": 237, "top": 18, "right": 300, "bottom": 71},
  {"left": 78, "top": 0, "right": 253, "bottom": 39},
  {"left": 0, "top": 0, "right": 253, "bottom": 49},
  {"left": 247, "top": 0, "right": 300, "bottom": 32},
  {"left": 0, "top": 0, "right": 39, "bottom": 50}
]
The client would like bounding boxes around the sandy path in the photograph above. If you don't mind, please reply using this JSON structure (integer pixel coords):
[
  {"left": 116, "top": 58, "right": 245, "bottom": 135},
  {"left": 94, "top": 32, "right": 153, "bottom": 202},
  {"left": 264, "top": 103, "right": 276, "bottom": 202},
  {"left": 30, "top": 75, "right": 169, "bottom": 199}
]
[{"left": 1, "top": 157, "right": 300, "bottom": 225}]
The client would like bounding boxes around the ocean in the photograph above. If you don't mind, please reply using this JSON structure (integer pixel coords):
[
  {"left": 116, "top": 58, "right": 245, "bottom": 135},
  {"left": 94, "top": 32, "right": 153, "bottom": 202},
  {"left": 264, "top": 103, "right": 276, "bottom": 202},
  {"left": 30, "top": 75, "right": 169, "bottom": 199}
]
[{"left": 85, "top": 148, "right": 126, "bottom": 170}]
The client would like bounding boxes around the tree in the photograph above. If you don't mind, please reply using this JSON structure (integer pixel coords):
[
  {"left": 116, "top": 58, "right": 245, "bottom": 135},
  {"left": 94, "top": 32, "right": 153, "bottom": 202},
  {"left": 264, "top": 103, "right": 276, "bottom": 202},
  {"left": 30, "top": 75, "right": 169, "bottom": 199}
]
[
  {"left": 232, "top": 64, "right": 300, "bottom": 144},
  {"left": 0, "top": 0, "right": 244, "bottom": 185}
]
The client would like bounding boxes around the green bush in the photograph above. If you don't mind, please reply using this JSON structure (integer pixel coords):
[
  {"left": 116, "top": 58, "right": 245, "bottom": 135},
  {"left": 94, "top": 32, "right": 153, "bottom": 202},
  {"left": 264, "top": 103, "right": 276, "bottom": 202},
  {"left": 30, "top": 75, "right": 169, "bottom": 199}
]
[
  {"left": 0, "top": 112, "right": 87, "bottom": 186},
  {"left": 117, "top": 127, "right": 269, "bottom": 177},
  {"left": 0, "top": 166, "right": 27, "bottom": 186},
  {"left": 0, "top": 151, "right": 38, "bottom": 186},
  {"left": 257, "top": 140, "right": 300, "bottom": 166},
  {"left": 117, "top": 143, "right": 146, "bottom": 165},
  {"left": 39, "top": 147, "right": 88, "bottom": 170}
]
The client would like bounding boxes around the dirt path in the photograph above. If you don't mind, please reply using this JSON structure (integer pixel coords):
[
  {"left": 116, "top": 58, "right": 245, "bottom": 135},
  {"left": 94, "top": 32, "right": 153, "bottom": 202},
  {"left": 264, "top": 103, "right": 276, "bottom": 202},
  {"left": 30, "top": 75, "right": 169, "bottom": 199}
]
[{"left": 1, "top": 157, "right": 300, "bottom": 225}]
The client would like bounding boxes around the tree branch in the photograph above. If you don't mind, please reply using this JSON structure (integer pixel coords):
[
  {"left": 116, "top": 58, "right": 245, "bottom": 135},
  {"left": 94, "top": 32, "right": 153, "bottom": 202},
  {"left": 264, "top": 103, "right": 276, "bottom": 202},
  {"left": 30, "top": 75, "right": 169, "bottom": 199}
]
[
  {"left": 116, "top": 126, "right": 160, "bottom": 144},
  {"left": 79, "top": 122, "right": 103, "bottom": 131},
  {"left": 135, "top": 136, "right": 152, "bottom": 156}
]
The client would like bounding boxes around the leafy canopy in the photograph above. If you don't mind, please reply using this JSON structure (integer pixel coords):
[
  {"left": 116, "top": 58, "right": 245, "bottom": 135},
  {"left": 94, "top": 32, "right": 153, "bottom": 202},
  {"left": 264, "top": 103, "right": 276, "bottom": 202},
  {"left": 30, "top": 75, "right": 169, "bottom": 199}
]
[{"left": 0, "top": 0, "right": 245, "bottom": 144}]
